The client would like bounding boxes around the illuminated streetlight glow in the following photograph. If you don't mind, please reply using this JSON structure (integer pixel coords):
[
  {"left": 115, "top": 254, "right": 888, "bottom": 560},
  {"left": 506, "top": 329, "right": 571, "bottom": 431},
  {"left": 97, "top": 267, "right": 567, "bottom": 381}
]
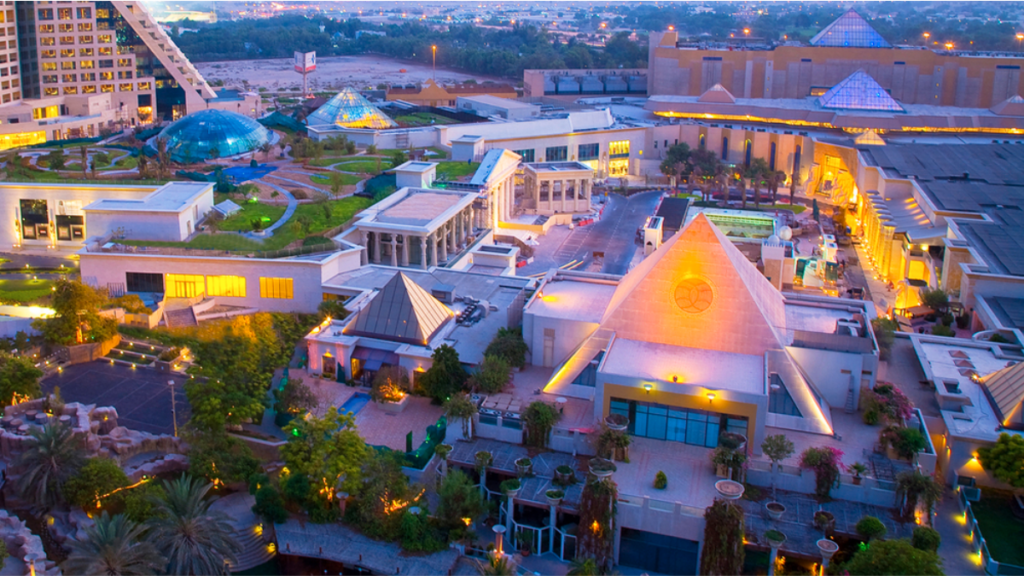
[
  {"left": 743, "top": 28, "right": 751, "bottom": 35},
  {"left": 431, "top": 45, "right": 437, "bottom": 81}
]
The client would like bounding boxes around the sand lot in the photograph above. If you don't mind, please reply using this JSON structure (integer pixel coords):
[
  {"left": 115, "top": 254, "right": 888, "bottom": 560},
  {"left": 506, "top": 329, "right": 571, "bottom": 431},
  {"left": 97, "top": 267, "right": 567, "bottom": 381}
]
[{"left": 196, "top": 54, "right": 508, "bottom": 92}]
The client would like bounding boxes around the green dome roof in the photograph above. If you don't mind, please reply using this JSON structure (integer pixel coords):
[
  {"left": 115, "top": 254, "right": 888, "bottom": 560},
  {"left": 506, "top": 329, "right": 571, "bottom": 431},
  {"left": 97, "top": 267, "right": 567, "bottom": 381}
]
[{"left": 158, "top": 109, "right": 272, "bottom": 163}]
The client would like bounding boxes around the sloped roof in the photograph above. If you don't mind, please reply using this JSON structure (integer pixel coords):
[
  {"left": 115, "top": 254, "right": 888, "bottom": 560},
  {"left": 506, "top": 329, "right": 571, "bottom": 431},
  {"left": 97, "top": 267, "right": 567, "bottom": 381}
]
[
  {"left": 698, "top": 84, "right": 737, "bottom": 104},
  {"left": 981, "top": 361, "right": 1024, "bottom": 427},
  {"left": 599, "top": 213, "right": 787, "bottom": 357},
  {"left": 818, "top": 70, "right": 904, "bottom": 112},
  {"left": 343, "top": 272, "right": 453, "bottom": 345},
  {"left": 470, "top": 149, "right": 522, "bottom": 186},
  {"left": 306, "top": 87, "right": 397, "bottom": 129},
  {"left": 991, "top": 95, "right": 1024, "bottom": 116},
  {"left": 854, "top": 129, "right": 886, "bottom": 146},
  {"left": 810, "top": 10, "right": 891, "bottom": 48}
]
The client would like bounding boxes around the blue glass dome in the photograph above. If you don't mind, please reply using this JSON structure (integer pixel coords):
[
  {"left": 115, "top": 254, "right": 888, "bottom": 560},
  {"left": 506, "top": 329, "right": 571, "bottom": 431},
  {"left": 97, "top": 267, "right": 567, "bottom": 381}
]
[{"left": 158, "top": 109, "right": 272, "bottom": 163}]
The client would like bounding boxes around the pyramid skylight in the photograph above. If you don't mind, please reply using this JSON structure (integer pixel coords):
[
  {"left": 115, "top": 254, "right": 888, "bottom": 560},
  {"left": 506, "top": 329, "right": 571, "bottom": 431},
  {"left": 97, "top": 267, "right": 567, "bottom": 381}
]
[
  {"left": 810, "top": 10, "right": 891, "bottom": 48},
  {"left": 817, "top": 70, "right": 904, "bottom": 112},
  {"left": 306, "top": 87, "right": 397, "bottom": 129}
]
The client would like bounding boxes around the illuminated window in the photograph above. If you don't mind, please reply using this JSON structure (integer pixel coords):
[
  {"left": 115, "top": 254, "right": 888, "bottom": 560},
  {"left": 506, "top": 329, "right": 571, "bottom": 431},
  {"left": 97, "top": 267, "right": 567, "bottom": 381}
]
[
  {"left": 117, "top": 58, "right": 133, "bottom": 67},
  {"left": 38, "top": 8, "right": 53, "bottom": 20},
  {"left": 77, "top": 23, "right": 93, "bottom": 32},
  {"left": 118, "top": 71, "right": 132, "bottom": 79},
  {"left": 100, "top": 84, "right": 113, "bottom": 93},
  {"left": 100, "top": 72, "right": 113, "bottom": 80},
  {"left": 260, "top": 277, "right": 293, "bottom": 299},
  {"left": 207, "top": 275, "right": 247, "bottom": 298},
  {"left": 119, "top": 83, "right": 133, "bottom": 92},
  {"left": 60, "top": 49, "right": 75, "bottom": 58},
  {"left": 42, "top": 75, "right": 57, "bottom": 84},
  {"left": 80, "top": 73, "right": 95, "bottom": 82},
  {"left": 38, "top": 24, "right": 54, "bottom": 33},
  {"left": 41, "top": 50, "right": 56, "bottom": 58},
  {"left": 80, "top": 60, "right": 94, "bottom": 69},
  {"left": 137, "top": 82, "right": 151, "bottom": 91},
  {"left": 58, "top": 24, "right": 73, "bottom": 33},
  {"left": 40, "top": 37, "right": 55, "bottom": 46},
  {"left": 166, "top": 274, "right": 205, "bottom": 298},
  {"left": 60, "top": 61, "right": 75, "bottom": 70},
  {"left": 77, "top": 8, "right": 92, "bottom": 19},
  {"left": 59, "top": 36, "right": 74, "bottom": 45},
  {"left": 96, "top": 8, "right": 110, "bottom": 19},
  {"left": 79, "top": 48, "right": 94, "bottom": 57},
  {"left": 62, "top": 86, "right": 78, "bottom": 95},
  {"left": 98, "top": 34, "right": 112, "bottom": 43},
  {"left": 58, "top": 8, "right": 72, "bottom": 20},
  {"left": 62, "top": 74, "right": 76, "bottom": 83},
  {"left": 82, "top": 85, "right": 96, "bottom": 93},
  {"left": 32, "top": 105, "right": 59, "bottom": 120},
  {"left": 42, "top": 62, "right": 56, "bottom": 71},
  {"left": 609, "top": 140, "right": 630, "bottom": 158},
  {"left": 99, "top": 47, "right": 112, "bottom": 56},
  {"left": 79, "top": 36, "right": 93, "bottom": 44},
  {"left": 44, "top": 87, "right": 58, "bottom": 96}
]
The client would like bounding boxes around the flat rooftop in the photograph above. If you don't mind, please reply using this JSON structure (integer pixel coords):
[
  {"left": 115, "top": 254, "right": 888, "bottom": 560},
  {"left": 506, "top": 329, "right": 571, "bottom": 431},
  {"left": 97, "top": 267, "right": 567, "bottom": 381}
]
[
  {"left": 602, "top": 337, "right": 765, "bottom": 395},
  {"left": 358, "top": 188, "right": 477, "bottom": 231},
  {"left": 529, "top": 277, "right": 617, "bottom": 324},
  {"left": 459, "top": 94, "right": 539, "bottom": 110},
  {"left": 83, "top": 182, "right": 213, "bottom": 213},
  {"left": 863, "top": 143, "right": 1024, "bottom": 189},
  {"left": 526, "top": 161, "right": 594, "bottom": 173}
]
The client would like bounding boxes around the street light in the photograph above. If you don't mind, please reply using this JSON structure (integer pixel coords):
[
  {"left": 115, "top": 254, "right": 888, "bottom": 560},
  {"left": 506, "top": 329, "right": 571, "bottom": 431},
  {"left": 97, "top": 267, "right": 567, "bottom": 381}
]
[
  {"left": 923, "top": 32, "right": 930, "bottom": 45},
  {"left": 743, "top": 27, "right": 750, "bottom": 35},
  {"left": 1017, "top": 33, "right": 1023, "bottom": 51},
  {"left": 431, "top": 45, "right": 437, "bottom": 81},
  {"left": 168, "top": 380, "right": 178, "bottom": 437},
  {"left": 945, "top": 42, "right": 954, "bottom": 51}
]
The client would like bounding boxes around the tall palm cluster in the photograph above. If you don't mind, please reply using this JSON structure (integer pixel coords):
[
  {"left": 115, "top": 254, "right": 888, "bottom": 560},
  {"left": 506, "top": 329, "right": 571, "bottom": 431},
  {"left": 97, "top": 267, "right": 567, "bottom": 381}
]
[{"left": 12, "top": 423, "right": 241, "bottom": 576}]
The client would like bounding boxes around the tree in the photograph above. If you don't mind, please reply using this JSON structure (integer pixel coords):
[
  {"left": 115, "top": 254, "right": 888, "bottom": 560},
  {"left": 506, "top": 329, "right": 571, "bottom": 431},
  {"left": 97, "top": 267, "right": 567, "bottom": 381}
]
[
  {"left": 920, "top": 289, "right": 949, "bottom": 313},
  {"left": 79, "top": 146, "right": 88, "bottom": 178},
  {"left": 317, "top": 300, "right": 347, "bottom": 322},
  {"left": 444, "top": 393, "right": 478, "bottom": 439},
  {"left": 0, "top": 352, "right": 43, "bottom": 406},
  {"left": 483, "top": 327, "right": 529, "bottom": 368},
  {"left": 260, "top": 141, "right": 273, "bottom": 161},
  {"left": 894, "top": 470, "right": 942, "bottom": 525},
  {"left": 700, "top": 499, "right": 745, "bottom": 576},
  {"left": 32, "top": 278, "right": 117, "bottom": 345},
  {"left": 790, "top": 169, "right": 801, "bottom": 206},
  {"left": 280, "top": 410, "right": 368, "bottom": 506},
  {"left": 145, "top": 475, "right": 242, "bottom": 575},
  {"left": 659, "top": 142, "right": 691, "bottom": 190},
  {"left": 371, "top": 365, "right": 409, "bottom": 403},
  {"left": 912, "top": 526, "right": 941, "bottom": 553},
  {"left": 434, "top": 469, "right": 484, "bottom": 534},
  {"left": 347, "top": 450, "right": 412, "bottom": 538},
  {"left": 522, "top": 400, "right": 561, "bottom": 448},
  {"left": 476, "top": 555, "right": 516, "bottom": 576},
  {"left": 274, "top": 377, "right": 317, "bottom": 417},
  {"left": 419, "top": 344, "right": 468, "bottom": 403},
  {"left": 855, "top": 515, "right": 887, "bottom": 541},
  {"left": 137, "top": 153, "right": 148, "bottom": 179},
  {"left": 155, "top": 138, "right": 169, "bottom": 178},
  {"left": 63, "top": 512, "right": 166, "bottom": 576},
  {"left": 871, "top": 317, "right": 899, "bottom": 361},
  {"left": 841, "top": 538, "right": 943, "bottom": 575},
  {"left": 389, "top": 149, "right": 408, "bottom": 168},
  {"left": 65, "top": 457, "right": 130, "bottom": 509},
  {"left": 767, "top": 170, "right": 786, "bottom": 204},
  {"left": 978, "top": 433, "right": 1024, "bottom": 488},
  {"left": 14, "top": 421, "right": 86, "bottom": 511},
  {"left": 47, "top": 148, "right": 67, "bottom": 172},
  {"left": 252, "top": 485, "right": 288, "bottom": 524},
  {"left": 186, "top": 430, "right": 260, "bottom": 485},
  {"left": 760, "top": 434, "right": 794, "bottom": 501},
  {"left": 329, "top": 171, "right": 346, "bottom": 196},
  {"left": 745, "top": 158, "right": 770, "bottom": 209},
  {"left": 468, "top": 355, "right": 510, "bottom": 394}
]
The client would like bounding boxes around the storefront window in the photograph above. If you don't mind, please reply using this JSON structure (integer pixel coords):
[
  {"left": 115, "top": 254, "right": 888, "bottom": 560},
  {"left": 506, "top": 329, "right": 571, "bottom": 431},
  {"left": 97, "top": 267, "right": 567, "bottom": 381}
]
[{"left": 610, "top": 397, "right": 747, "bottom": 449}]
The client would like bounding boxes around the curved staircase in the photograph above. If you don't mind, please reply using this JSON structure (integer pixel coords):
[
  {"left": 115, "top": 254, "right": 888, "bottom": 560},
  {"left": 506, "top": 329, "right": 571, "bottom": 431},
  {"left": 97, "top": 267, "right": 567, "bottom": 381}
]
[{"left": 209, "top": 492, "right": 276, "bottom": 572}]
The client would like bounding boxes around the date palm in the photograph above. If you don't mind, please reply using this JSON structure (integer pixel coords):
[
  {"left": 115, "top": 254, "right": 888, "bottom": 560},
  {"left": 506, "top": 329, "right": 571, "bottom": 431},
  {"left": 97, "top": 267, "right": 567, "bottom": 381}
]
[
  {"left": 146, "top": 475, "right": 241, "bottom": 575},
  {"left": 14, "top": 421, "right": 86, "bottom": 511},
  {"left": 63, "top": 512, "right": 165, "bottom": 576}
]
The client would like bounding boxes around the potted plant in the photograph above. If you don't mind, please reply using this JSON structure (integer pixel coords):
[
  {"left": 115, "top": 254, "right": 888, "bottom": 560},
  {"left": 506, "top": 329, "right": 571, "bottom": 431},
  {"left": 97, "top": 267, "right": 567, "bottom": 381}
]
[
  {"left": 813, "top": 510, "right": 836, "bottom": 533},
  {"left": 719, "top": 431, "right": 747, "bottom": 453},
  {"left": 711, "top": 446, "right": 747, "bottom": 481},
  {"left": 765, "top": 501, "right": 786, "bottom": 521},
  {"left": 518, "top": 529, "right": 534, "bottom": 557},
  {"left": 500, "top": 478, "right": 521, "bottom": 497},
  {"left": 554, "top": 465, "right": 575, "bottom": 486},
  {"left": 475, "top": 450, "right": 493, "bottom": 472},
  {"left": 435, "top": 444, "right": 453, "bottom": 477},
  {"left": 604, "top": 413, "right": 629, "bottom": 431},
  {"left": 654, "top": 471, "right": 667, "bottom": 490},
  {"left": 596, "top": 425, "right": 632, "bottom": 462},
  {"left": 589, "top": 457, "right": 617, "bottom": 479},
  {"left": 765, "top": 529, "right": 786, "bottom": 548},
  {"left": 515, "top": 457, "right": 533, "bottom": 477},
  {"left": 881, "top": 426, "right": 927, "bottom": 461},
  {"left": 545, "top": 489, "right": 564, "bottom": 506},
  {"left": 850, "top": 462, "right": 868, "bottom": 485}
]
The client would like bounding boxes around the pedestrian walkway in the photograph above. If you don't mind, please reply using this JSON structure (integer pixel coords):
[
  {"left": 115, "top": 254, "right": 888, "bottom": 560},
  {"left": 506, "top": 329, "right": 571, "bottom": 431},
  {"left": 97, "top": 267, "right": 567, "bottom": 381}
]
[
  {"left": 249, "top": 181, "right": 297, "bottom": 237},
  {"left": 934, "top": 494, "right": 985, "bottom": 575}
]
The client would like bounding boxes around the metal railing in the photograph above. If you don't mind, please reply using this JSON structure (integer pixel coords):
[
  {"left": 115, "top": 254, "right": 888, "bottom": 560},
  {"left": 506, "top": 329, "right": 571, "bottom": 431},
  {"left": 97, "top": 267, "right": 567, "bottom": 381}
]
[{"left": 957, "top": 486, "right": 1024, "bottom": 575}]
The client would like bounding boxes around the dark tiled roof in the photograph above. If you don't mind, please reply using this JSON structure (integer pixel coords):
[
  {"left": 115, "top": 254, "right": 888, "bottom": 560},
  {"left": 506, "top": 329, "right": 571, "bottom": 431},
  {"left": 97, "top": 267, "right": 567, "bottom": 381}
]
[{"left": 343, "top": 272, "right": 453, "bottom": 345}]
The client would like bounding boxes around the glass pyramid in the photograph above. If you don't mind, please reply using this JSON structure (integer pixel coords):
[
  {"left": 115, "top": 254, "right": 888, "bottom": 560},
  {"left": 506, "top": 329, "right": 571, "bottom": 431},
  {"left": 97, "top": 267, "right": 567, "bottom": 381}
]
[
  {"left": 306, "top": 87, "right": 397, "bottom": 129},
  {"left": 809, "top": 10, "right": 891, "bottom": 48},
  {"left": 817, "top": 70, "right": 904, "bottom": 112},
  {"left": 158, "top": 109, "right": 272, "bottom": 163}
]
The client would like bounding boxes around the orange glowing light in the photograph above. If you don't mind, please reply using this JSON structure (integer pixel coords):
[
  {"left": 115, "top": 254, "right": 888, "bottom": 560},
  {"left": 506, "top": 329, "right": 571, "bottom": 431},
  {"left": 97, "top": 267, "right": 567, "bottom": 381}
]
[
  {"left": 591, "top": 520, "right": 600, "bottom": 533},
  {"left": 668, "top": 25, "right": 674, "bottom": 31},
  {"left": 743, "top": 28, "right": 750, "bottom": 35}
]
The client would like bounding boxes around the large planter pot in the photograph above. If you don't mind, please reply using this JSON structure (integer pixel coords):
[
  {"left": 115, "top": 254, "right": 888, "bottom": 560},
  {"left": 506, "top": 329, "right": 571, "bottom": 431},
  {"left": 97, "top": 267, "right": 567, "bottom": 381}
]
[
  {"left": 852, "top": 475, "right": 863, "bottom": 486},
  {"left": 589, "top": 458, "right": 616, "bottom": 479},
  {"left": 766, "top": 531, "right": 786, "bottom": 549},
  {"left": 545, "top": 490, "right": 564, "bottom": 507},
  {"left": 515, "top": 458, "right": 533, "bottom": 477},
  {"left": 817, "top": 538, "right": 839, "bottom": 560},
  {"left": 719, "top": 431, "right": 747, "bottom": 453},
  {"left": 766, "top": 501, "right": 786, "bottom": 521},
  {"left": 604, "top": 413, "right": 629, "bottom": 432},
  {"left": 813, "top": 511, "right": 836, "bottom": 533},
  {"left": 715, "top": 479, "right": 745, "bottom": 500},
  {"left": 554, "top": 466, "right": 575, "bottom": 486},
  {"left": 378, "top": 395, "right": 409, "bottom": 414}
]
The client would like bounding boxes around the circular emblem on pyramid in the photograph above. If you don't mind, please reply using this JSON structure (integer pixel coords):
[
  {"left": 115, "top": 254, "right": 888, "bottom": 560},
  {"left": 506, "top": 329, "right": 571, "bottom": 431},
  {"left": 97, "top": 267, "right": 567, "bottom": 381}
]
[{"left": 674, "top": 278, "right": 714, "bottom": 314}]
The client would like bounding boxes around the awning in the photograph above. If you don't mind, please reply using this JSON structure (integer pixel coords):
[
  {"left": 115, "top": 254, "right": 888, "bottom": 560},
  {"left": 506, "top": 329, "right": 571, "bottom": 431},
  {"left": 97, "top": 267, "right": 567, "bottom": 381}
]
[{"left": 352, "top": 346, "right": 400, "bottom": 372}]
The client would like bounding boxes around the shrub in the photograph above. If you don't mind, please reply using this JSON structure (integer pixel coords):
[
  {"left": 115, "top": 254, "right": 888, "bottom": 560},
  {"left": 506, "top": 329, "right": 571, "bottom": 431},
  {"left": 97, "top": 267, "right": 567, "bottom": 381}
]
[
  {"left": 252, "top": 485, "right": 288, "bottom": 524},
  {"left": 522, "top": 401, "right": 561, "bottom": 448},
  {"left": 863, "top": 383, "right": 914, "bottom": 425},
  {"left": 499, "top": 478, "right": 520, "bottom": 494},
  {"left": 799, "top": 446, "right": 843, "bottom": 500},
  {"left": 292, "top": 189, "right": 308, "bottom": 200},
  {"left": 941, "top": 313, "right": 954, "bottom": 327},
  {"left": 991, "top": 333, "right": 1011, "bottom": 344},
  {"left": 855, "top": 516, "right": 887, "bottom": 541},
  {"left": 483, "top": 327, "right": 529, "bottom": 368},
  {"left": 418, "top": 344, "right": 467, "bottom": 403},
  {"left": 467, "top": 355, "right": 510, "bottom": 394},
  {"left": 921, "top": 289, "right": 949, "bottom": 312},
  {"left": 871, "top": 317, "right": 899, "bottom": 360},
  {"left": 882, "top": 426, "right": 927, "bottom": 460},
  {"left": 931, "top": 324, "right": 955, "bottom": 337},
  {"left": 911, "top": 526, "right": 941, "bottom": 552},
  {"left": 157, "top": 347, "right": 180, "bottom": 361},
  {"left": 654, "top": 471, "right": 667, "bottom": 490},
  {"left": 956, "top": 313, "right": 970, "bottom": 329},
  {"left": 371, "top": 365, "right": 408, "bottom": 403},
  {"left": 64, "top": 457, "right": 129, "bottom": 508},
  {"left": 123, "top": 482, "right": 165, "bottom": 523},
  {"left": 842, "top": 539, "right": 942, "bottom": 575}
]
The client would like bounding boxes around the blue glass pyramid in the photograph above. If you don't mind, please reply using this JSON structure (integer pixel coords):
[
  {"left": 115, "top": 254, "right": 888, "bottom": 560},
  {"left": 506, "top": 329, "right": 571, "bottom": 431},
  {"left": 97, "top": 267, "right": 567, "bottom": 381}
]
[
  {"left": 817, "top": 70, "right": 904, "bottom": 112},
  {"left": 809, "top": 10, "right": 891, "bottom": 48},
  {"left": 306, "top": 87, "right": 397, "bottom": 129}
]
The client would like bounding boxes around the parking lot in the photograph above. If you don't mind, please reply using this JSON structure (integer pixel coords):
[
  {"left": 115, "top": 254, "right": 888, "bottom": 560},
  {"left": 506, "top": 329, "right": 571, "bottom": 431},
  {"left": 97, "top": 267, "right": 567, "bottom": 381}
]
[{"left": 42, "top": 362, "right": 191, "bottom": 436}]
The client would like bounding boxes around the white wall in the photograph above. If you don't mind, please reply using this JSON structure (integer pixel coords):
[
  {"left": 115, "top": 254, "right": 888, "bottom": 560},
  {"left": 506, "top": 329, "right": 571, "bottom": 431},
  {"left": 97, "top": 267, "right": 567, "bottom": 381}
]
[
  {"left": 86, "top": 210, "right": 190, "bottom": 243},
  {"left": 523, "top": 312, "right": 598, "bottom": 368},
  {"left": 786, "top": 346, "right": 877, "bottom": 410}
]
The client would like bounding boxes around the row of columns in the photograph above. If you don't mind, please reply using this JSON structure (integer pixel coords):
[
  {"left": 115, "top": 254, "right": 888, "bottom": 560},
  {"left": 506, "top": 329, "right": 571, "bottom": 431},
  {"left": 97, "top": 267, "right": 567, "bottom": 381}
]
[
  {"left": 530, "top": 176, "right": 593, "bottom": 213},
  {"left": 361, "top": 207, "right": 477, "bottom": 269}
]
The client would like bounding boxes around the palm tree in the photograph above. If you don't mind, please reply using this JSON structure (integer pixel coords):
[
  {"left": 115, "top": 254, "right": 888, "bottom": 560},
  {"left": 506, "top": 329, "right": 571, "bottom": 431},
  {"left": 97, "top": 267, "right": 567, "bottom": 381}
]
[
  {"left": 14, "top": 421, "right": 86, "bottom": 511},
  {"left": 737, "top": 176, "right": 748, "bottom": 209},
  {"left": 895, "top": 470, "right": 943, "bottom": 526},
  {"left": 567, "top": 557, "right": 602, "bottom": 576},
  {"left": 768, "top": 170, "right": 787, "bottom": 205},
  {"left": 789, "top": 170, "right": 801, "bottom": 207},
  {"left": 477, "top": 555, "right": 515, "bottom": 576},
  {"left": 63, "top": 512, "right": 165, "bottom": 576},
  {"left": 714, "top": 168, "right": 729, "bottom": 207},
  {"left": 260, "top": 142, "right": 273, "bottom": 161},
  {"left": 146, "top": 475, "right": 241, "bottom": 575}
]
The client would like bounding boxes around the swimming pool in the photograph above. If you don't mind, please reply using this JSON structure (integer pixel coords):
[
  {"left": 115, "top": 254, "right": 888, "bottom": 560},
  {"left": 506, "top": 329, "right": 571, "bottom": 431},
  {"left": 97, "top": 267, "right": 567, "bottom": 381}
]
[{"left": 338, "top": 392, "right": 371, "bottom": 416}]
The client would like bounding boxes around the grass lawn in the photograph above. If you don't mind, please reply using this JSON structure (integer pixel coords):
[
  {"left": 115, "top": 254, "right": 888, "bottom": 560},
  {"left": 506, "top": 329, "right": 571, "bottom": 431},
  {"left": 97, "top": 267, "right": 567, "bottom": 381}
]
[
  {"left": 218, "top": 202, "right": 286, "bottom": 232},
  {"left": 307, "top": 155, "right": 360, "bottom": 167},
  {"left": 436, "top": 161, "right": 480, "bottom": 180},
  {"left": 765, "top": 203, "right": 806, "bottom": 214},
  {"left": 108, "top": 156, "right": 138, "bottom": 170},
  {"left": 334, "top": 159, "right": 389, "bottom": 174},
  {"left": 393, "top": 112, "right": 457, "bottom": 127},
  {"left": 973, "top": 489, "right": 1024, "bottom": 567},
  {"left": 311, "top": 173, "right": 363, "bottom": 186},
  {"left": 123, "top": 234, "right": 266, "bottom": 252},
  {"left": 0, "top": 278, "right": 54, "bottom": 303}
]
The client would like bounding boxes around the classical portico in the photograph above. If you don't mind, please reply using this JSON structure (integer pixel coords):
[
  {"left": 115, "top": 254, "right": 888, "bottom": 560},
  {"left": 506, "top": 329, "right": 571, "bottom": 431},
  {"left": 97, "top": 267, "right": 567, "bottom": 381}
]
[
  {"left": 469, "top": 149, "right": 522, "bottom": 229},
  {"left": 349, "top": 188, "right": 480, "bottom": 269},
  {"left": 523, "top": 161, "right": 595, "bottom": 215}
]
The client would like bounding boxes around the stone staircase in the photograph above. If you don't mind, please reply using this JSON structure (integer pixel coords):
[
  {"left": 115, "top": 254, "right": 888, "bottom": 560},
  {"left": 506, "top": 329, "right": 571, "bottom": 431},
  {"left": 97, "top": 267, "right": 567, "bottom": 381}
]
[
  {"left": 209, "top": 492, "right": 276, "bottom": 572},
  {"left": 229, "top": 522, "right": 275, "bottom": 572},
  {"left": 163, "top": 307, "right": 197, "bottom": 328}
]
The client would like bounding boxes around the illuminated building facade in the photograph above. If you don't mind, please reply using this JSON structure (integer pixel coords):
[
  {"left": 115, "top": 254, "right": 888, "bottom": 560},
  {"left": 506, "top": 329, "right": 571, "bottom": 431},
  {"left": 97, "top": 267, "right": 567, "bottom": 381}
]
[{"left": 306, "top": 87, "right": 397, "bottom": 130}]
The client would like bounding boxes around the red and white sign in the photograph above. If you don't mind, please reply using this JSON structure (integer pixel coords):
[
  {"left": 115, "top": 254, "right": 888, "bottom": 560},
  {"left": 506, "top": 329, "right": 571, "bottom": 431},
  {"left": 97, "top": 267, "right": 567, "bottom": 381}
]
[{"left": 294, "top": 51, "right": 316, "bottom": 73}]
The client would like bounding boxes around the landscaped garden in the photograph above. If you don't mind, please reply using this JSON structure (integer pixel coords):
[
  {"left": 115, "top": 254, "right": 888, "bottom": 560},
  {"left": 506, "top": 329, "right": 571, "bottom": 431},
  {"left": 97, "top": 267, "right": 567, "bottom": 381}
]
[
  {"left": 0, "top": 278, "right": 56, "bottom": 303},
  {"left": 435, "top": 161, "right": 480, "bottom": 180},
  {"left": 972, "top": 488, "right": 1024, "bottom": 568},
  {"left": 392, "top": 112, "right": 458, "bottom": 127},
  {"left": 332, "top": 159, "right": 391, "bottom": 174},
  {"left": 311, "top": 173, "right": 362, "bottom": 186}
]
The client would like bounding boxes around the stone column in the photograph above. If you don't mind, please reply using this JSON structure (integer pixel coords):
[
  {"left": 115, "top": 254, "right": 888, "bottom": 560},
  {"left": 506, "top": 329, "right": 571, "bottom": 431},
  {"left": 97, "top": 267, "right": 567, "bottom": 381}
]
[
  {"left": 430, "top": 233, "right": 438, "bottom": 267},
  {"left": 371, "top": 232, "right": 380, "bottom": 264},
  {"left": 455, "top": 211, "right": 463, "bottom": 248},
  {"left": 548, "top": 503, "right": 557, "bottom": 555},
  {"left": 507, "top": 178, "right": 514, "bottom": 219},
  {"left": 389, "top": 236, "right": 398, "bottom": 267},
  {"left": 439, "top": 229, "right": 448, "bottom": 262},
  {"left": 562, "top": 179, "right": 569, "bottom": 213},
  {"left": 400, "top": 235, "right": 409, "bottom": 267},
  {"left": 448, "top": 222, "right": 456, "bottom": 253},
  {"left": 420, "top": 235, "right": 428, "bottom": 270},
  {"left": 464, "top": 210, "right": 472, "bottom": 242},
  {"left": 360, "top": 231, "right": 368, "bottom": 265}
]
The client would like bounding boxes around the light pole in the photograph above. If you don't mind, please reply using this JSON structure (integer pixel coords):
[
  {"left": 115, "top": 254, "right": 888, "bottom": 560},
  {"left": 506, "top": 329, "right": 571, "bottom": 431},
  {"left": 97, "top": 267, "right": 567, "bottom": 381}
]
[
  {"left": 431, "top": 45, "right": 437, "bottom": 82},
  {"left": 168, "top": 379, "right": 178, "bottom": 437},
  {"left": 1017, "top": 33, "right": 1023, "bottom": 51},
  {"left": 923, "top": 32, "right": 930, "bottom": 46}
]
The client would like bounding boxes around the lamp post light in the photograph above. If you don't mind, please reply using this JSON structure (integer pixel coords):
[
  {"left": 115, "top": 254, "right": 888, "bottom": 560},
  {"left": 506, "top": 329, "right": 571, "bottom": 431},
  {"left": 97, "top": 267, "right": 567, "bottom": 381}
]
[
  {"left": 431, "top": 45, "right": 437, "bottom": 81},
  {"left": 168, "top": 380, "right": 178, "bottom": 437},
  {"left": 945, "top": 42, "right": 954, "bottom": 52},
  {"left": 1017, "top": 33, "right": 1023, "bottom": 51},
  {"left": 923, "top": 32, "right": 930, "bottom": 46}
]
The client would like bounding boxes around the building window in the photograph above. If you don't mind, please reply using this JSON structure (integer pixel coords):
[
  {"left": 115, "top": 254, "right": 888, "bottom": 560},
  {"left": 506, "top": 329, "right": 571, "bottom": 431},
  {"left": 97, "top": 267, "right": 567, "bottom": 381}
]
[
  {"left": 769, "top": 142, "right": 777, "bottom": 171},
  {"left": 44, "top": 87, "right": 58, "bottom": 96},
  {"left": 260, "top": 277, "right": 293, "bottom": 299},
  {"left": 96, "top": 8, "right": 110, "bottom": 18},
  {"left": 41, "top": 50, "right": 56, "bottom": 58},
  {"left": 512, "top": 149, "right": 534, "bottom": 162},
  {"left": 38, "top": 24, "right": 54, "bottom": 33},
  {"left": 79, "top": 35, "right": 93, "bottom": 44},
  {"left": 118, "top": 70, "right": 132, "bottom": 79},
  {"left": 699, "top": 134, "right": 706, "bottom": 149},
  {"left": 99, "top": 47, "right": 112, "bottom": 56},
  {"left": 82, "top": 85, "right": 96, "bottom": 93},
  {"left": 207, "top": 275, "right": 247, "bottom": 298},
  {"left": 578, "top": 143, "right": 599, "bottom": 161},
  {"left": 118, "top": 83, "right": 133, "bottom": 92},
  {"left": 41, "top": 75, "right": 57, "bottom": 84},
  {"left": 100, "top": 84, "right": 113, "bottom": 93},
  {"left": 80, "top": 60, "right": 94, "bottom": 69},
  {"left": 77, "top": 7, "right": 92, "bottom": 19},
  {"left": 80, "top": 48, "right": 94, "bottom": 57},
  {"left": 721, "top": 137, "right": 729, "bottom": 160},
  {"left": 80, "top": 73, "right": 95, "bottom": 82},
  {"left": 32, "top": 105, "right": 59, "bottom": 120},
  {"left": 58, "top": 23, "right": 74, "bottom": 33},
  {"left": 77, "top": 24, "right": 93, "bottom": 33},
  {"left": 98, "top": 59, "right": 113, "bottom": 69},
  {"left": 42, "top": 62, "right": 56, "bottom": 72},
  {"left": 744, "top": 139, "right": 752, "bottom": 167},
  {"left": 137, "top": 82, "right": 151, "bottom": 91},
  {"left": 126, "top": 272, "right": 163, "bottom": 293},
  {"left": 609, "top": 140, "right": 630, "bottom": 158},
  {"left": 610, "top": 397, "right": 748, "bottom": 448},
  {"left": 98, "top": 34, "right": 113, "bottom": 44},
  {"left": 166, "top": 274, "right": 204, "bottom": 299},
  {"left": 38, "top": 8, "right": 54, "bottom": 20},
  {"left": 40, "top": 37, "right": 55, "bottom": 46},
  {"left": 60, "top": 49, "right": 75, "bottom": 58},
  {"left": 58, "top": 8, "right": 72, "bottom": 20},
  {"left": 59, "top": 36, "right": 74, "bottom": 45},
  {"left": 60, "top": 61, "right": 75, "bottom": 70},
  {"left": 99, "top": 72, "right": 113, "bottom": 80},
  {"left": 62, "top": 74, "right": 76, "bottom": 83},
  {"left": 62, "top": 86, "right": 78, "bottom": 95},
  {"left": 545, "top": 146, "right": 568, "bottom": 162}
]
